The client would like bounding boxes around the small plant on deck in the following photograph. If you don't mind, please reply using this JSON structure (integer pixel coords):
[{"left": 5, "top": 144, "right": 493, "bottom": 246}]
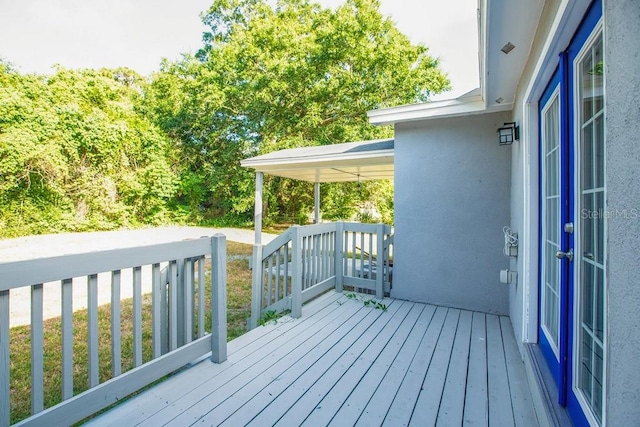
[{"left": 342, "top": 292, "right": 388, "bottom": 311}]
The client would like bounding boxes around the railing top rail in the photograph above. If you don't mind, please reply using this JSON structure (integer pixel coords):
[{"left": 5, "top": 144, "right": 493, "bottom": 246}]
[
  {"left": 0, "top": 237, "right": 212, "bottom": 292},
  {"left": 341, "top": 222, "right": 391, "bottom": 234},
  {"left": 261, "top": 229, "right": 293, "bottom": 260},
  {"left": 296, "top": 222, "right": 337, "bottom": 237}
]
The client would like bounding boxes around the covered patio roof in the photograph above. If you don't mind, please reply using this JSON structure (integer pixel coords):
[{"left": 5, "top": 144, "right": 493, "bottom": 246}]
[{"left": 240, "top": 138, "right": 394, "bottom": 183}]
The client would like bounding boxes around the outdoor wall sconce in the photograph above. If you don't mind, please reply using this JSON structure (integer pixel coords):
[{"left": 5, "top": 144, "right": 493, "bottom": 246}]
[{"left": 498, "top": 122, "right": 519, "bottom": 145}]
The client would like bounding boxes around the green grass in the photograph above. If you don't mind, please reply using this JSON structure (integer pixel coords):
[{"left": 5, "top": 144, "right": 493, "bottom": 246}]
[{"left": 8, "top": 241, "right": 254, "bottom": 425}]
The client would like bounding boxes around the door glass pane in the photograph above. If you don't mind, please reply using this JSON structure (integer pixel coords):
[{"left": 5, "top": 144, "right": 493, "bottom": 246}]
[
  {"left": 576, "top": 31, "right": 605, "bottom": 425},
  {"left": 541, "top": 91, "right": 561, "bottom": 352}
]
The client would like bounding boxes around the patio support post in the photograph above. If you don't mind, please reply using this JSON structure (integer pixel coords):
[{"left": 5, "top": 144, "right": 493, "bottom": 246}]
[
  {"left": 335, "top": 221, "right": 344, "bottom": 292},
  {"left": 250, "top": 172, "right": 264, "bottom": 329},
  {"left": 254, "top": 172, "right": 263, "bottom": 246},
  {"left": 314, "top": 182, "right": 320, "bottom": 224},
  {"left": 376, "top": 223, "right": 384, "bottom": 299}
]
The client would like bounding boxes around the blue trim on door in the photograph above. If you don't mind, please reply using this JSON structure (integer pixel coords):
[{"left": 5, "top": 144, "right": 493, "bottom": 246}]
[
  {"left": 564, "top": 0, "right": 602, "bottom": 425},
  {"left": 558, "top": 50, "right": 570, "bottom": 408},
  {"left": 537, "top": 67, "right": 561, "bottom": 388},
  {"left": 537, "top": 0, "right": 603, "bottom": 425}
]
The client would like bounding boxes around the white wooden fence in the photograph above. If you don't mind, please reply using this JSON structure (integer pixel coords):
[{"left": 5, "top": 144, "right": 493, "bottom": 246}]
[
  {"left": 0, "top": 235, "right": 227, "bottom": 427},
  {"left": 250, "top": 222, "right": 393, "bottom": 328}
]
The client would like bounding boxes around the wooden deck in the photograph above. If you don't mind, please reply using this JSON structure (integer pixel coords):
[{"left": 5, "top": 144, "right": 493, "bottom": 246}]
[{"left": 86, "top": 291, "right": 537, "bottom": 426}]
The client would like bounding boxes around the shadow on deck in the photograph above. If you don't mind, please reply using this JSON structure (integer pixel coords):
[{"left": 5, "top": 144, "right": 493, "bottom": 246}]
[{"left": 86, "top": 291, "right": 538, "bottom": 426}]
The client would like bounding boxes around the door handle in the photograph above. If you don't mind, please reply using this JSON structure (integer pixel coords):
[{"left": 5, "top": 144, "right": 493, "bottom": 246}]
[{"left": 555, "top": 249, "right": 574, "bottom": 262}]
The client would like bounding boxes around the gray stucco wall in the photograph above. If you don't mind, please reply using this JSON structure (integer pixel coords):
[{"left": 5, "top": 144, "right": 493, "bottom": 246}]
[
  {"left": 508, "top": 0, "right": 563, "bottom": 350},
  {"left": 604, "top": 0, "right": 640, "bottom": 424},
  {"left": 392, "top": 112, "right": 511, "bottom": 314}
]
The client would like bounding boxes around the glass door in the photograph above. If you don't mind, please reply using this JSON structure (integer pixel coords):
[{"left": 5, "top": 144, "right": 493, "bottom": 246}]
[
  {"left": 538, "top": 1, "right": 605, "bottom": 425},
  {"left": 569, "top": 26, "right": 606, "bottom": 427},
  {"left": 539, "top": 71, "right": 565, "bottom": 387}
]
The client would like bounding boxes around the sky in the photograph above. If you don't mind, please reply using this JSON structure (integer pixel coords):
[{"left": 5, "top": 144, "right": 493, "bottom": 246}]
[{"left": 0, "top": 0, "right": 478, "bottom": 98}]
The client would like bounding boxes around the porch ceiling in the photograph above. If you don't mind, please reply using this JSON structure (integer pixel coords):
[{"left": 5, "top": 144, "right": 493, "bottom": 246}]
[{"left": 240, "top": 138, "right": 394, "bottom": 183}]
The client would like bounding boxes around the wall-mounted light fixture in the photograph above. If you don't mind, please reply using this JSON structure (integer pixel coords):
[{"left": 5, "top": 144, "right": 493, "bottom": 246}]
[{"left": 498, "top": 122, "right": 519, "bottom": 145}]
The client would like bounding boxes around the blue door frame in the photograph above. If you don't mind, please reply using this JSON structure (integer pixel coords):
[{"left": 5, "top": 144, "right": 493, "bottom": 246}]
[{"left": 538, "top": 1, "right": 603, "bottom": 425}]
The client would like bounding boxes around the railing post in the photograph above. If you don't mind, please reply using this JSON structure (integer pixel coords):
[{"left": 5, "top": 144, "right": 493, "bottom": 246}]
[
  {"left": 335, "top": 221, "right": 344, "bottom": 292},
  {"left": 291, "top": 226, "right": 303, "bottom": 318},
  {"left": 249, "top": 244, "right": 263, "bottom": 329},
  {"left": 211, "top": 234, "right": 227, "bottom": 363},
  {"left": 376, "top": 223, "right": 385, "bottom": 299}
]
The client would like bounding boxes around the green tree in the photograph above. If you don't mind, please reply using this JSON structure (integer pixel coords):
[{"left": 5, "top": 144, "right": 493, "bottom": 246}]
[
  {"left": 0, "top": 64, "right": 178, "bottom": 237},
  {"left": 152, "top": 0, "right": 449, "bottom": 223}
]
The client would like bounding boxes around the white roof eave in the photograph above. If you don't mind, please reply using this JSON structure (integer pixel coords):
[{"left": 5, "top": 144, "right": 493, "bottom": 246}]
[
  {"left": 367, "top": 94, "right": 487, "bottom": 126},
  {"left": 240, "top": 149, "right": 394, "bottom": 170}
]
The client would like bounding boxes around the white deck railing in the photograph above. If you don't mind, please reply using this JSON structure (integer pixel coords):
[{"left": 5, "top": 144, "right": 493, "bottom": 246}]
[
  {"left": 250, "top": 222, "right": 393, "bottom": 328},
  {"left": 0, "top": 235, "right": 227, "bottom": 427}
]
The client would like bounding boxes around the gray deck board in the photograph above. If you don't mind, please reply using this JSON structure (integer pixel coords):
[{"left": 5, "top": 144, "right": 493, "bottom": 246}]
[
  {"left": 437, "top": 309, "right": 473, "bottom": 427},
  {"left": 144, "top": 296, "right": 373, "bottom": 425},
  {"left": 409, "top": 308, "right": 461, "bottom": 426},
  {"left": 355, "top": 304, "right": 437, "bottom": 426},
  {"left": 327, "top": 304, "right": 426, "bottom": 426},
  {"left": 500, "top": 316, "right": 538, "bottom": 426},
  {"left": 487, "top": 314, "right": 515, "bottom": 426},
  {"left": 212, "top": 299, "right": 399, "bottom": 426},
  {"left": 271, "top": 300, "right": 409, "bottom": 427},
  {"left": 463, "top": 311, "right": 489, "bottom": 426},
  {"left": 86, "top": 291, "right": 538, "bottom": 427},
  {"left": 383, "top": 305, "right": 448, "bottom": 425}
]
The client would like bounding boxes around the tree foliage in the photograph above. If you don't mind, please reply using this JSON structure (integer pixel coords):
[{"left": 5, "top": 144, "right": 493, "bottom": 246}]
[
  {"left": 0, "top": 63, "right": 178, "bottom": 237},
  {"left": 152, "top": 0, "right": 449, "bottom": 223},
  {"left": 1, "top": 0, "right": 449, "bottom": 237}
]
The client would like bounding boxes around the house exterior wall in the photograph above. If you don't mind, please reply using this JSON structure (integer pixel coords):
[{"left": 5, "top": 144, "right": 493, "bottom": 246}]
[
  {"left": 508, "top": 0, "right": 563, "bottom": 350},
  {"left": 392, "top": 111, "right": 511, "bottom": 314},
  {"left": 506, "top": 0, "right": 640, "bottom": 422},
  {"left": 603, "top": 0, "right": 640, "bottom": 423}
]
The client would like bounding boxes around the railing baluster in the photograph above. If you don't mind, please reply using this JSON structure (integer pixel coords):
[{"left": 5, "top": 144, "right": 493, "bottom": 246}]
[
  {"left": 176, "top": 259, "right": 185, "bottom": 347},
  {"left": 1, "top": 290, "right": 10, "bottom": 425},
  {"left": 368, "top": 231, "right": 373, "bottom": 278},
  {"left": 376, "top": 224, "right": 385, "bottom": 298},
  {"left": 360, "top": 232, "right": 365, "bottom": 279},
  {"left": 351, "top": 231, "right": 356, "bottom": 278},
  {"left": 132, "top": 266, "right": 142, "bottom": 367},
  {"left": 301, "top": 236, "right": 306, "bottom": 290},
  {"left": 111, "top": 270, "right": 122, "bottom": 377},
  {"left": 190, "top": 259, "right": 196, "bottom": 338},
  {"left": 273, "top": 248, "right": 282, "bottom": 301},
  {"left": 30, "top": 284, "right": 44, "bottom": 414},
  {"left": 267, "top": 255, "right": 273, "bottom": 305},
  {"left": 183, "top": 259, "right": 193, "bottom": 344},
  {"left": 198, "top": 257, "right": 205, "bottom": 338},
  {"left": 335, "top": 223, "right": 344, "bottom": 292},
  {"left": 169, "top": 261, "right": 178, "bottom": 351},
  {"left": 325, "top": 232, "right": 330, "bottom": 279},
  {"left": 152, "top": 264, "right": 162, "bottom": 358},
  {"left": 61, "top": 278, "right": 73, "bottom": 400},
  {"left": 284, "top": 243, "right": 289, "bottom": 297},
  {"left": 88, "top": 274, "right": 99, "bottom": 387},
  {"left": 313, "top": 234, "right": 319, "bottom": 285},
  {"left": 160, "top": 265, "right": 168, "bottom": 355}
]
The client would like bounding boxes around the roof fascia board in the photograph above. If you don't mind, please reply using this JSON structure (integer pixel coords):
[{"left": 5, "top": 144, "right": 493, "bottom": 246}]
[
  {"left": 240, "top": 149, "right": 394, "bottom": 169},
  {"left": 368, "top": 98, "right": 514, "bottom": 126},
  {"left": 479, "top": 0, "right": 488, "bottom": 107}
]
